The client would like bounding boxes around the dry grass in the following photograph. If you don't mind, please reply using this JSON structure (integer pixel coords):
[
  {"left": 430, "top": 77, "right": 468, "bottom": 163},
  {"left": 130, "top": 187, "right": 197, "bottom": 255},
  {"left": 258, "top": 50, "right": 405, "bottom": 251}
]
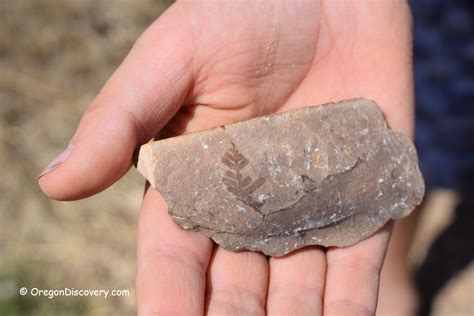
[{"left": 0, "top": 1, "right": 171, "bottom": 315}]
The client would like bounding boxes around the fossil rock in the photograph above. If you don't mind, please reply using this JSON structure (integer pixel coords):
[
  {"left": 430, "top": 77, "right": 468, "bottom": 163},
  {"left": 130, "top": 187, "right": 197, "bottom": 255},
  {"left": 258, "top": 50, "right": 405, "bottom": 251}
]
[{"left": 137, "top": 98, "right": 425, "bottom": 256}]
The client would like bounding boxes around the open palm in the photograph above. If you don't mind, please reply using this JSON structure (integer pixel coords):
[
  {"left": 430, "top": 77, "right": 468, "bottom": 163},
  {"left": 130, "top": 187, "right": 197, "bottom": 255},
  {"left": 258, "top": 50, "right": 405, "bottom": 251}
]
[{"left": 39, "top": 1, "right": 414, "bottom": 315}]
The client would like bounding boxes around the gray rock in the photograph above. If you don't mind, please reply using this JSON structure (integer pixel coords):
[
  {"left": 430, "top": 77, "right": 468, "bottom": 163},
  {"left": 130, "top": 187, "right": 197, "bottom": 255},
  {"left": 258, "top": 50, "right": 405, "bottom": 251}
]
[{"left": 137, "top": 98, "right": 425, "bottom": 256}]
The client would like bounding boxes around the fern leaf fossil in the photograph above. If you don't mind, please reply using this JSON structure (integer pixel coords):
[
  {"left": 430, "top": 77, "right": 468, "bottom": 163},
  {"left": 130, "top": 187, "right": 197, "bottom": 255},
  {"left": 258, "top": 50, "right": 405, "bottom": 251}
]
[{"left": 220, "top": 144, "right": 265, "bottom": 210}]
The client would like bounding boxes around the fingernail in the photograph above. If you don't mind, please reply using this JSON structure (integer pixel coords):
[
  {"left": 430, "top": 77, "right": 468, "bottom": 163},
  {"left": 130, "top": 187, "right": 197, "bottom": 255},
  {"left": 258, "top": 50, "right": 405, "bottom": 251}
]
[{"left": 38, "top": 144, "right": 73, "bottom": 178}]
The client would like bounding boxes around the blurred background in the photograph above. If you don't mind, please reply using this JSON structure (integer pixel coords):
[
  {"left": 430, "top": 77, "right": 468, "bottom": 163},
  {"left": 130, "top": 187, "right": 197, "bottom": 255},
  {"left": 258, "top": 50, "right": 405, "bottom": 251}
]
[
  {"left": 0, "top": 1, "right": 171, "bottom": 315},
  {"left": 0, "top": 0, "right": 472, "bottom": 315}
]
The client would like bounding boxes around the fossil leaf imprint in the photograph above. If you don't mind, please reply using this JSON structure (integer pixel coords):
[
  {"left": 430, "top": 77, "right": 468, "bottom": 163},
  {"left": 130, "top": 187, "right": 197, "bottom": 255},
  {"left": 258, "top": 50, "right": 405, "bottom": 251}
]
[
  {"left": 137, "top": 98, "right": 425, "bottom": 256},
  {"left": 220, "top": 144, "right": 266, "bottom": 210}
]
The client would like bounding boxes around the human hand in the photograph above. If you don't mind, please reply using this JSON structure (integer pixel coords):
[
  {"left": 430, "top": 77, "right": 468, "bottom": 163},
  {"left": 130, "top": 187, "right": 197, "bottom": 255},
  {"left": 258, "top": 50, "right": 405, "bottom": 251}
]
[{"left": 39, "top": 1, "right": 414, "bottom": 314}]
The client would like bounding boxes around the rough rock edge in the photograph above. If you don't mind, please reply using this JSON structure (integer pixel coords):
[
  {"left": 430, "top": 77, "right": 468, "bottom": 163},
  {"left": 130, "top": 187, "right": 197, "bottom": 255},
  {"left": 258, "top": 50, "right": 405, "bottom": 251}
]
[{"left": 137, "top": 98, "right": 425, "bottom": 256}]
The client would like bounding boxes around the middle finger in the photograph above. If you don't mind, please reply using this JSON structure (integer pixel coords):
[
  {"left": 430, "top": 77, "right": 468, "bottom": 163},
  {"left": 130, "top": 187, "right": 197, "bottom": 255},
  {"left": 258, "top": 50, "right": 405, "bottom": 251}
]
[
  {"left": 267, "top": 247, "right": 326, "bottom": 316},
  {"left": 206, "top": 246, "right": 269, "bottom": 315}
]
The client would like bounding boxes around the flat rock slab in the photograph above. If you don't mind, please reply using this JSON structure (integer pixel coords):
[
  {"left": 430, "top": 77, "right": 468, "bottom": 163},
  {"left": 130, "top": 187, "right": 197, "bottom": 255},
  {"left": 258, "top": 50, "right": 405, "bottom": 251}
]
[{"left": 137, "top": 98, "right": 425, "bottom": 256}]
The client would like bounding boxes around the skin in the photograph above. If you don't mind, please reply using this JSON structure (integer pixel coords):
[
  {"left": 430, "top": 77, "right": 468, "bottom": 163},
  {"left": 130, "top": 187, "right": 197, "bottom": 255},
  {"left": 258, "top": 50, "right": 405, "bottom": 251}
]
[
  {"left": 39, "top": 1, "right": 414, "bottom": 315},
  {"left": 378, "top": 211, "right": 421, "bottom": 316}
]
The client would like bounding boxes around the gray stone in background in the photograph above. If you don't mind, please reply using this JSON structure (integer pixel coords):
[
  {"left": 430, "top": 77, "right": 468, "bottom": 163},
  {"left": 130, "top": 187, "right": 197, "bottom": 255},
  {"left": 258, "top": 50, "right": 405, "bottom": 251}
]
[{"left": 137, "top": 98, "right": 425, "bottom": 256}]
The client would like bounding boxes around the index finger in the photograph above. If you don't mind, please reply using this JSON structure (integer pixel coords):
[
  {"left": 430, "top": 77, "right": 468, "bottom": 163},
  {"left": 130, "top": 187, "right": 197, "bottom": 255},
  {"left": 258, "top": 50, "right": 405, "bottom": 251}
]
[{"left": 39, "top": 4, "right": 194, "bottom": 201}]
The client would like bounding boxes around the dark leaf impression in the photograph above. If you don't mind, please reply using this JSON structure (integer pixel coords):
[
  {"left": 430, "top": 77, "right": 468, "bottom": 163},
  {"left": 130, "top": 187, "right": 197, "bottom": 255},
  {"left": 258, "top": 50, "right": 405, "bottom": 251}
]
[{"left": 220, "top": 144, "right": 266, "bottom": 210}]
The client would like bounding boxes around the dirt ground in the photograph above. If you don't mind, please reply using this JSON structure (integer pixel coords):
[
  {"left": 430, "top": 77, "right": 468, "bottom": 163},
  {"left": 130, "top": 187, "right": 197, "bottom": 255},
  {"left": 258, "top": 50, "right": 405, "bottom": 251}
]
[{"left": 0, "top": 1, "right": 472, "bottom": 315}]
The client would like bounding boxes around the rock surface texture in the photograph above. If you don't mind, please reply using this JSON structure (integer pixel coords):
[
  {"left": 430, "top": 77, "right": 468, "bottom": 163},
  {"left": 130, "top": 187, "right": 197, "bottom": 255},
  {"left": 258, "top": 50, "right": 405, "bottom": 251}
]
[{"left": 137, "top": 98, "right": 425, "bottom": 256}]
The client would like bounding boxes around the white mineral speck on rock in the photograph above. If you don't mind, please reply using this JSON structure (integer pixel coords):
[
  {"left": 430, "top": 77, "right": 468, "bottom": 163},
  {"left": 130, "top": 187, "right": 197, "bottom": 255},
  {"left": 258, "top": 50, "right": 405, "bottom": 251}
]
[
  {"left": 291, "top": 174, "right": 300, "bottom": 185},
  {"left": 236, "top": 205, "right": 247, "bottom": 212},
  {"left": 257, "top": 194, "right": 269, "bottom": 203}
]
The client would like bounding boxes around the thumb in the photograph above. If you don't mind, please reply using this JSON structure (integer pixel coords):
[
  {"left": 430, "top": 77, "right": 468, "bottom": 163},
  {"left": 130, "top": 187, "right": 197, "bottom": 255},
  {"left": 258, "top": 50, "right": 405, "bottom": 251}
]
[{"left": 39, "top": 6, "right": 194, "bottom": 200}]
